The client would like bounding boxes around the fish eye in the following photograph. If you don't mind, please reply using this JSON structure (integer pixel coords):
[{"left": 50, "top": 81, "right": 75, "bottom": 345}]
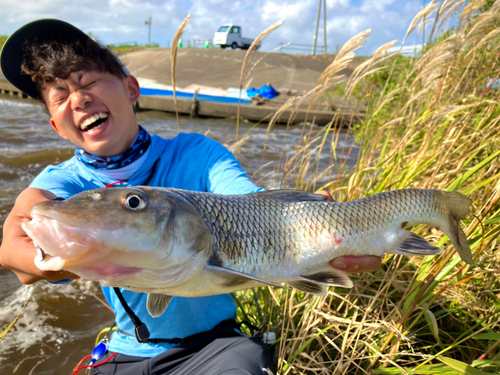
[{"left": 124, "top": 194, "right": 146, "bottom": 210}]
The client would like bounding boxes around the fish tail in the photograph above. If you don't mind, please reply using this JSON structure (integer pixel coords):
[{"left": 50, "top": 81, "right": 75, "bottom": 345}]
[
  {"left": 439, "top": 190, "right": 474, "bottom": 265},
  {"left": 387, "top": 190, "right": 473, "bottom": 264}
]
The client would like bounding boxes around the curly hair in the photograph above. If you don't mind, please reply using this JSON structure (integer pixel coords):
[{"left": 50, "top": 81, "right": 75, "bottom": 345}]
[{"left": 20, "top": 36, "right": 126, "bottom": 109}]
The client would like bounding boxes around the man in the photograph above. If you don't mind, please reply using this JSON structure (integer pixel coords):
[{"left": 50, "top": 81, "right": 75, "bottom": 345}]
[{"left": 0, "top": 19, "right": 381, "bottom": 374}]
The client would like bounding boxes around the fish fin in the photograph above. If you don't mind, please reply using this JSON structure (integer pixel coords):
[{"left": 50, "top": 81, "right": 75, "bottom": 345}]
[
  {"left": 206, "top": 264, "right": 290, "bottom": 289},
  {"left": 454, "top": 226, "right": 473, "bottom": 265},
  {"left": 287, "top": 280, "right": 328, "bottom": 296},
  {"left": 389, "top": 231, "right": 443, "bottom": 256},
  {"left": 147, "top": 294, "right": 173, "bottom": 318},
  {"left": 440, "top": 191, "right": 474, "bottom": 265},
  {"left": 253, "top": 190, "right": 328, "bottom": 202},
  {"left": 300, "top": 270, "right": 353, "bottom": 289}
]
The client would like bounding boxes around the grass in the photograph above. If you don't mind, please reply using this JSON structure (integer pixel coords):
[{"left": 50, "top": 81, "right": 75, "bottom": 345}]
[
  {"left": 107, "top": 42, "right": 159, "bottom": 55},
  {"left": 0, "top": 35, "right": 7, "bottom": 51},
  {"left": 231, "top": 0, "right": 500, "bottom": 373},
  {"left": 170, "top": 13, "right": 191, "bottom": 133}
]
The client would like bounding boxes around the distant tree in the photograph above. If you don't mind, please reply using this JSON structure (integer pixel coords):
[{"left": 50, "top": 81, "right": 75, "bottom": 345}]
[{"left": 480, "top": 0, "right": 496, "bottom": 13}]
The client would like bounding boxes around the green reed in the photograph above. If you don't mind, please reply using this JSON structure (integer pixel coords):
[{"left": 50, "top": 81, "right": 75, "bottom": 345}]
[{"left": 234, "top": 1, "right": 500, "bottom": 373}]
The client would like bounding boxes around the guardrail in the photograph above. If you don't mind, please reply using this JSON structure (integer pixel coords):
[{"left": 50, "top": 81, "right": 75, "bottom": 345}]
[
  {"left": 0, "top": 77, "right": 28, "bottom": 98},
  {"left": 277, "top": 43, "right": 340, "bottom": 55}
]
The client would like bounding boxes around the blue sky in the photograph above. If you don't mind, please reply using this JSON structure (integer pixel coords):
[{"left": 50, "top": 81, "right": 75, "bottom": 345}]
[{"left": 0, "top": 0, "right": 433, "bottom": 55}]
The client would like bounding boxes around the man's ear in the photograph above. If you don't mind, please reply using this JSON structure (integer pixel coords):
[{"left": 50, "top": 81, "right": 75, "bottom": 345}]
[
  {"left": 50, "top": 118, "right": 69, "bottom": 140},
  {"left": 125, "top": 75, "right": 141, "bottom": 104}
]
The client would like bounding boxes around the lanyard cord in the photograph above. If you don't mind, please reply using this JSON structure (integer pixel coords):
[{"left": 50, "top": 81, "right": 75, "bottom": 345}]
[
  {"left": 113, "top": 287, "right": 151, "bottom": 343},
  {"left": 113, "top": 287, "right": 252, "bottom": 345}
]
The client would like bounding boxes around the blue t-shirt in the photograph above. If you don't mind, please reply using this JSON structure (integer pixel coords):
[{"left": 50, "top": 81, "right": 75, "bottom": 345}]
[{"left": 29, "top": 132, "right": 263, "bottom": 357}]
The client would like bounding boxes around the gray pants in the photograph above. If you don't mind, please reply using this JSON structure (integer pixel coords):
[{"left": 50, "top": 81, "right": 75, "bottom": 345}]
[{"left": 91, "top": 325, "right": 275, "bottom": 375}]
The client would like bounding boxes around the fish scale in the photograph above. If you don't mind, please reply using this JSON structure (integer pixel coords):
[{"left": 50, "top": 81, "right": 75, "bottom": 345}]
[{"left": 172, "top": 188, "right": 471, "bottom": 276}]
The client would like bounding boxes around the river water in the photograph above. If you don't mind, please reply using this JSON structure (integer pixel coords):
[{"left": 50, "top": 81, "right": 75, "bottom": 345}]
[{"left": 0, "top": 95, "right": 359, "bottom": 374}]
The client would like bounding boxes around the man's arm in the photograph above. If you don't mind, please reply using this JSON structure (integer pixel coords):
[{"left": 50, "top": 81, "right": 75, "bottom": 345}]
[{"left": 0, "top": 187, "right": 79, "bottom": 284}]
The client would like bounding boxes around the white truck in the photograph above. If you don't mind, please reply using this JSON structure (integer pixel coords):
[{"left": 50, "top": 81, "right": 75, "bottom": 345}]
[{"left": 213, "top": 25, "right": 260, "bottom": 50}]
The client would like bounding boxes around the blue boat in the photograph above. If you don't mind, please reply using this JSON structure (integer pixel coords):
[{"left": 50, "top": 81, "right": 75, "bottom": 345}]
[{"left": 140, "top": 87, "right": 252, "bottom": 105}]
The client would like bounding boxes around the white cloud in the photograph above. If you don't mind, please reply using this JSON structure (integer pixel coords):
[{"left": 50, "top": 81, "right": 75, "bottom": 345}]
[
  {"left": 0, "top": 0, "right": 430, "bottom": 55},
  {"left": 326, "top": 0, "right": 350, "bottom": 10},
  {"left": 327, "top": 16, "right": 368, "bottom": 35},
  {"left": 261, "top": 0, "right": 311, "bottom": 22},
  {"left": 360, "top": 0, "right": 396, "bottom": 12}
]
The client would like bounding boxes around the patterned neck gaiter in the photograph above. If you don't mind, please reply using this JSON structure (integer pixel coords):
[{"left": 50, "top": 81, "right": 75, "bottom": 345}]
[{"left": 74, "top": 125, "right": 151, "bottom": 170}]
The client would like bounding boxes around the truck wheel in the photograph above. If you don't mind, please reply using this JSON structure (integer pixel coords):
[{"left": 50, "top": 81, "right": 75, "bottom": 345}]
[
  {"left": 231, "top": 42, "right": 238, "bottom": 49},
  {"left": 220, "top": 45, "right": 225, "bottom": 48}
]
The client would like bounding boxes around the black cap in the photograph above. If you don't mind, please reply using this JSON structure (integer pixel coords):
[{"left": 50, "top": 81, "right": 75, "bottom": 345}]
[{"left": 0, "top": 19, "right": 129, "bottom": 99}]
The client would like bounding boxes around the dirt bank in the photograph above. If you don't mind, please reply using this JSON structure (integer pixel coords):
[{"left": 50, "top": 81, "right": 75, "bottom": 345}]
[
  {"left": 121, "top": 47, "right": 366, "bottom": 92},
  {"left": 0, "top": 47, "right": 366, "bottom": 94}
]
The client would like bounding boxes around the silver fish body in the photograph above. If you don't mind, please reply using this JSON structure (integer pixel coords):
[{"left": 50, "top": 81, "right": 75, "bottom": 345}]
[{"left": 22, "top": 187, "right": 473, "bottom": 317}]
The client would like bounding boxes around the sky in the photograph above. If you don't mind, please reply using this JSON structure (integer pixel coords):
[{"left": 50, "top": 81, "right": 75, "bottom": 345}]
[{"left": 0, "top": 0, "right": 432, "bottom": 55}]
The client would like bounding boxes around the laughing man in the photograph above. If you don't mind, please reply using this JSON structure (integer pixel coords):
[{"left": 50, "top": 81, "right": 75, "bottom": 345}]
[{"left": 0, "top": 19, "right": 381, "bottom": 375}]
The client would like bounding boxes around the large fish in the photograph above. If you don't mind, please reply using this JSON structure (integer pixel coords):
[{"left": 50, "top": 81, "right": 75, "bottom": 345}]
[{"left": 22, "top": 187, "right": 473, "bottom": 317}]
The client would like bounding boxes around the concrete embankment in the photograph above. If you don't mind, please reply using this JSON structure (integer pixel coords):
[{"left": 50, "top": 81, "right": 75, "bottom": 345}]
[
  {"left": 122, "top": 47, "right": 365, "bottom": 92},
  {"left": 0, "top": 48, "right": 366, "bottom": 126},
  {"left": 137, "top": 94, "right": 361, "bottom": 126}
]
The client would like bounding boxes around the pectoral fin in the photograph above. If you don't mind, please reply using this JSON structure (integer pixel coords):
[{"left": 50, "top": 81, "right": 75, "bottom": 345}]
[
  {"left": 147, "top": 294, "right": 173, "bottom": 318},
  {"left": 206, "top": 263, "right": 290, "bottom": 289}
]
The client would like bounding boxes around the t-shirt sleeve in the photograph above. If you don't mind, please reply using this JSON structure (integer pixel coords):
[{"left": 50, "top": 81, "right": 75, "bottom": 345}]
[
  {"left": 29, "top": 166, "right": 83, "bottom": 199},
  {"left": 203, "top": 139, "right": 264, "bottom": 195}
]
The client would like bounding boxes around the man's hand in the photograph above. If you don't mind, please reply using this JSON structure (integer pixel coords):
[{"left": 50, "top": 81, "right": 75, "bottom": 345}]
[
  {"left": 330, "top": 255, "right": 382, "bottom": 273},
  {"left": 316, "top": 190, "right": 383, "bottom": 274},
  {"left": 0, "top": 187, "right": 79, "bottom": 284}
]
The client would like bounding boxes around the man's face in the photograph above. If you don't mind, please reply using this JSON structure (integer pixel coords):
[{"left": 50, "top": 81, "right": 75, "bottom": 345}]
[{"left": 41, "top": 70, "right": 141, "bottom": 157}]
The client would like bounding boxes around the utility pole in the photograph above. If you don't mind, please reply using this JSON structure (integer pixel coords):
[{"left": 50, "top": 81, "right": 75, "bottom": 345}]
[
  {"left": 312, "top": 0, "right": 321, "bottom": 55},
  {"left": 322, "top": 0, "right": 327, "bottom": 54},
  {"left": 145, "top": 17, "right": 152, "bottom": 46}
]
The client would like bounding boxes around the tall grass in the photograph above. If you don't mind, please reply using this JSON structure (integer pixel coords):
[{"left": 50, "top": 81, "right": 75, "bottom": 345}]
[
  {"left": 235, "top": 0, "right": 500, "bottom": 373},
  {"left": 171, "top": 13, "right": 191, "bottom": 133}
]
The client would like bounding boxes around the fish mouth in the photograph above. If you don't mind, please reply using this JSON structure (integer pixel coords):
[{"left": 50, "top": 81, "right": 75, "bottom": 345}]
[
  {"left": 22, "top": 213, "right": 96, "bottom": 272},
  {"left": 33, "top": 242, "right": 67, "bottom": 271}
]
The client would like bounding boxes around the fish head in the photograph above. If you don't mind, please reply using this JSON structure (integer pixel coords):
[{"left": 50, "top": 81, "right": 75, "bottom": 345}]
[{"left": 22, "top": 187, "right": 213, "bottom": 289}]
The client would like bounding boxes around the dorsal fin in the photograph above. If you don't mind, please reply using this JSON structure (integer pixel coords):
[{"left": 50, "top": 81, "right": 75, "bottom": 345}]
[{"left": 253, "top": 190, "right": 328, "bottom": 202}]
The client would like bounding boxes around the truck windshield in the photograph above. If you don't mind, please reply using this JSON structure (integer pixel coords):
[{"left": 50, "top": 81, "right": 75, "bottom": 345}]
[{"left": 218, "top": 26, "right": 230, "bottom": 32}]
